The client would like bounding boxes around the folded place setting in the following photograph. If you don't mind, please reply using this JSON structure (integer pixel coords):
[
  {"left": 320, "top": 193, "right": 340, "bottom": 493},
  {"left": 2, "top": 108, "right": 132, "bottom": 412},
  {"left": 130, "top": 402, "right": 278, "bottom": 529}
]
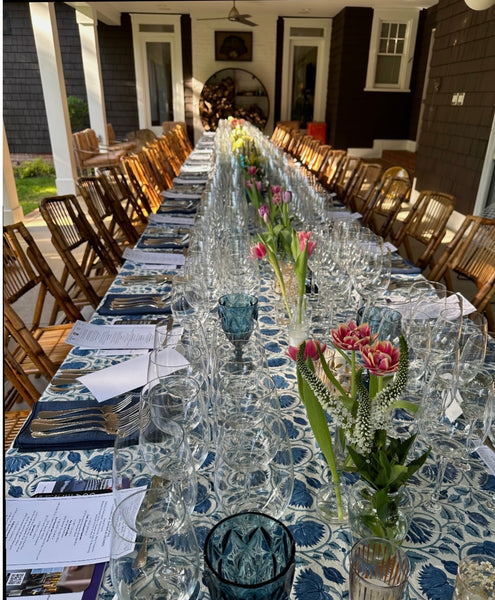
[{"left": 14, "top": 393, "right": 141, "bottom": 452}]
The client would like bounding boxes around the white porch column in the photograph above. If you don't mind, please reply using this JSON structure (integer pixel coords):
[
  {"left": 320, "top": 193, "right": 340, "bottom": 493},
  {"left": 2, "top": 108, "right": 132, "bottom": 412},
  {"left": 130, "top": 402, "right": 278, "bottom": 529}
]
[
  {"left": 30, "top": 2, "right": 77, "bottom": 195},
  {"left": 75, "top": 6, "right": 108, "bottom": 144},
  {"left": 3, "top": 123, "right": 24, "bottom": 225}
]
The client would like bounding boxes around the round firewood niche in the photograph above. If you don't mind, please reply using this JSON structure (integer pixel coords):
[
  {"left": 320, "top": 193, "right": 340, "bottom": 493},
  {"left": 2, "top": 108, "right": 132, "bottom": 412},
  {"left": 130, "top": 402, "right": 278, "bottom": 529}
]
[{"left": 199, "top": 68, "right": 269, "bottom": 131}]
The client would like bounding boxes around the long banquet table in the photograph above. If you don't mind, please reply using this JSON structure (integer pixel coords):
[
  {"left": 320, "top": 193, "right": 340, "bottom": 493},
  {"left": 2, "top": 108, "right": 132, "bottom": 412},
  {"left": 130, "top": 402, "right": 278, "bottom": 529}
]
[{"left": 5, "top": 129, "right": 495, "bottom": 600}]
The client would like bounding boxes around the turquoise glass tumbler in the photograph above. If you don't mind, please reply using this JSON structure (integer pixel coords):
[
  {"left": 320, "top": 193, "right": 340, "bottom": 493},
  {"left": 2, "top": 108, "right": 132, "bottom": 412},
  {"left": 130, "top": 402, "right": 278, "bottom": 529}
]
[{"left": 204, "top": 511, "right": 296, "bottom": 600}]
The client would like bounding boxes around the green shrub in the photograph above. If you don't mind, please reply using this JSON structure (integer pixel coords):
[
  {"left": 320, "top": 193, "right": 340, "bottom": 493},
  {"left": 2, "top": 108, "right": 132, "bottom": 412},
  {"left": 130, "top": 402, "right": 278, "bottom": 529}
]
[
  {"left": 14, "top": 158, "right": 55, "bottom": 179},
  {"left": 68, "top": 95, "right": 89, "bottom": 132}
]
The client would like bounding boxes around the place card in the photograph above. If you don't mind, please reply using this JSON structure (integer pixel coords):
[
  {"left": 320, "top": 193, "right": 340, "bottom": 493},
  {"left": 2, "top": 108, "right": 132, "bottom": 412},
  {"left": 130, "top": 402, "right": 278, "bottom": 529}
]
[
  {"left": 78, "top": 347, "right": 187, "bottom": 402},
  {"left": 148, "top": 213, "right": 195, "bottom": 226},
  {"left": 123, "top": 247, "right": 186, "bottom": 266},
  {"left": 65, "top": 320, "right": 155, "bottom": 350}
]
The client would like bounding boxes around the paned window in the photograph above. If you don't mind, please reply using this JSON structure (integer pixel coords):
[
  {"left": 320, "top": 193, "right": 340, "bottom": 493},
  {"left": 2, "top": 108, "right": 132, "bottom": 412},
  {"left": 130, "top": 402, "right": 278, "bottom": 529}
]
[{"left": 365, "top": 10, "right": 419, "bottom": 92}]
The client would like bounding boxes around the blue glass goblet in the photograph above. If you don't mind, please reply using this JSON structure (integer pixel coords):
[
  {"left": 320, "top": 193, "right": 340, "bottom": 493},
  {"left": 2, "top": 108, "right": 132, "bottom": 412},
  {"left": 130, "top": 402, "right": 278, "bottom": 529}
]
[
  {"left": 204, "top": 511, "right": 295, "bottom": 600},
  {"left": 218, "top": 293, "right": 259, "bottom": 360}
]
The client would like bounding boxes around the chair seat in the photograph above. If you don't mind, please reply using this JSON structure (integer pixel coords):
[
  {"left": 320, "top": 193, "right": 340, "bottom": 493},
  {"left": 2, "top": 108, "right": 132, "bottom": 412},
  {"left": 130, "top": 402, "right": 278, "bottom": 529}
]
[
  {"left": 5, "top": 410, "right": 31, "bottom": 451},
  {"left": 14, "top": 323, "right": 74, "bottom": 375}
]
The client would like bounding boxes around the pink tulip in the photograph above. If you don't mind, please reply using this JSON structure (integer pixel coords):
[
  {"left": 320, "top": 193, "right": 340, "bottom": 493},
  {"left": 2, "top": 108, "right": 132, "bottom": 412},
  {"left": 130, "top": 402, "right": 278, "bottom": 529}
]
[
  {"left": 288, "top": 339, "right": 326, "bottom": 362},
  {"left": 247, "top": 166, "right": 258, "bottom": 176},
  {"left": 283, "top": 190, "right": 292, "bottom": 203},
  {"left": 297, "top": 231, "right": 315, "bottom": 257},
  {"left": 258, "top": 205, "right": 269, "bottom": 222},
  {"left": 272, "top": 192, "right": 282, "bottom": 205},
  {"left": 250, "top": 242, "right": 267, "bottom": 260},
  {"left": 255, "top": 181, "right": 262, "bottom": 192},
  {"left": 331, "top": 321, "right": 377, "bottom": 352},
  {"left": 361, "top": 340, "right": 400, "bottom": 376},
  {"left": 271, "top": 185, "right": 282, "bottom": 195}
]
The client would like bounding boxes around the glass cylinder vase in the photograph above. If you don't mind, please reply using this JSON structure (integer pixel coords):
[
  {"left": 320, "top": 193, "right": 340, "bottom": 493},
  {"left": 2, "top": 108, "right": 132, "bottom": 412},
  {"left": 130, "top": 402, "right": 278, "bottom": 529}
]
[{"left": 348, "top": 480, "right": 414, "bottom": 545}]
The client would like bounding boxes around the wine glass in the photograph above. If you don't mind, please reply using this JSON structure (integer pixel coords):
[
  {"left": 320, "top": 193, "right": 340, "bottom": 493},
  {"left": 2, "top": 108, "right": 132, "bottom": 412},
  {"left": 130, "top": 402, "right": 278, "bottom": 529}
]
[
  {"left": 458, "top": 312, "right": 488, "bottom": 384},
  {"left": 138, "top": 393, "right": 199, "bottom": 513},
  {"left": 214, "top": 409, "right": 294, "bottom": 519},
  {"left": 110, "top": 487, "right": 200, "bottom": 600},
  {"left": 417, "top": 362, "right": 494, "bottom": 511},
  {"left": 218, "top": 293, "right": 259, "bottom": 360},
  {"left": 146, "top": 374, "right": 209, "bottom": 470}
]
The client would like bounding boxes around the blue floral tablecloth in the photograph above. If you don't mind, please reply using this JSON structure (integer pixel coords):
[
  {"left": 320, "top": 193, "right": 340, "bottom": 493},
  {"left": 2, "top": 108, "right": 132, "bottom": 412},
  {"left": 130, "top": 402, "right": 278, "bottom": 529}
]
[
  {"left": 6, "top": 266, "right": 495, "bottom": 600},
  {"left": 5, "top": 136, "right": 495, "bottom": 599}
]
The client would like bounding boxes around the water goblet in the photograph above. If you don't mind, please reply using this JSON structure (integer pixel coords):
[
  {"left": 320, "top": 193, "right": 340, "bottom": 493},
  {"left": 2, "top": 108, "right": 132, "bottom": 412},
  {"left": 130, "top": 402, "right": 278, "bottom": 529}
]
[
  {"left": 110, "top": 487, "right": 200, "bottom": 600},
  {"left": 138, "top": 394, "right": 199, "bottom": 513},
  {"left": 218, "top": 293, "right": 259, "bottom": 360},
  {"left": 214, "top": 409, "right": 294, "bottom": 518},
  {"left": 417, "top": 362, "right": 494, "bottom": 511}
]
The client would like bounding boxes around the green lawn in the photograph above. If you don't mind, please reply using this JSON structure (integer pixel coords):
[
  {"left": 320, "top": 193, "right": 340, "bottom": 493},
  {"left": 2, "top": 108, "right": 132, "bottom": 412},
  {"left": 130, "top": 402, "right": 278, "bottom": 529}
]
[{"left": 15, "top": 175, "right": 57, "bottom": 216}]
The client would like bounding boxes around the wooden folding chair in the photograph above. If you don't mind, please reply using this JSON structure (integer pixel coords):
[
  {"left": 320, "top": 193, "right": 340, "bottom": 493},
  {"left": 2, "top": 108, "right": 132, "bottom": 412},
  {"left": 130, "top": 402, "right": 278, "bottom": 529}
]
[
  {"left": 317, "top": 149, "right": 346, "bottom": 191},
  {"left": 77, "top": 176, "right": 125, "bottom": 267},
  {"left": 345, "top": 162, "right": 383, "bottom": 212},
  {"left": 4, "top": 304, "right": 73, "bottom": 397},
  {"left": 157, "top": 135, "right": 182, "bottom": 177},
  {"left": 121, "top": 154, "right": 162, "bottom": 214},
  {"left": 5, "top": 409, "right": 32, "bottom": 450},
  {"left": 361, "top": 176, "right": 412, "bottom": 238},
  {"left": 429, "top": 215, "right": 495, "bottom": 330},
  {"left": 5, "top": 343, "right": 41, "bottom": 409},
  {"left": 40, "top": 195, "right": 118, "bottom": 310},
  {"left": 391, "top": 190, "right": 456, "bottom": 270},
  {"left": 307, "top": 144, "right": 332, "bottom": 175},
  {"left": 333, "top": 155, "right": 362, "bottom": 200},
  {"left": 98, "top": 165, "right": 149, "bottom": 229},
  {"left": 3, "top": 221, "right": 84, "bottom": 326}
]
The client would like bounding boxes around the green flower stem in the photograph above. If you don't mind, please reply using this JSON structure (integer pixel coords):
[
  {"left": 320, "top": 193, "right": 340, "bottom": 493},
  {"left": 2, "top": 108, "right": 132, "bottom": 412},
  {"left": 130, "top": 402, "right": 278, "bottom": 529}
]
[
  {"left": 297, "top": 362, "right": 345, "bottom": 521},
  {"left": 269, "top": 253, "right": 292, "bottom": 319},
  {"left": 350, "top": 351, "right": 357, "bottom": 400}
]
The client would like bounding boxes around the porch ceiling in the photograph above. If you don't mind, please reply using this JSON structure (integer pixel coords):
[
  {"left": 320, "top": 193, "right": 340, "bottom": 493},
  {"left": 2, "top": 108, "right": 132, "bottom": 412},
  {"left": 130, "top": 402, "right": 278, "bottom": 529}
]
[{"left": 68, "top": 0, "right": 439, "bottom": 24}]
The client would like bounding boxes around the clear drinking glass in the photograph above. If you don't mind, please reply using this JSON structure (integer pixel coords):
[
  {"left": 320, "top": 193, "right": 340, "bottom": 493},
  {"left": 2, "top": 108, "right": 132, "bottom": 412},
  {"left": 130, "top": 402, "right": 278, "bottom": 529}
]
[
  {"left": 417, "top": 362, "right": 494, "bottom": 511},
  {"left": 110, "top": 487, "right": 200, "bottom": 600},
  {"left": 349, "top": 537, "right": 410, "bottom": 600}
]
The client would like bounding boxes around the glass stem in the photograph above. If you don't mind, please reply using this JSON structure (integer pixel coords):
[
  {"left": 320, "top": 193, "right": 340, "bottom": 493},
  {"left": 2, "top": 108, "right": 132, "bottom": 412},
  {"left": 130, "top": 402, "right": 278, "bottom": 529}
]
[{"left": 429, "top": 455, "right": 447, "bottom": 511}]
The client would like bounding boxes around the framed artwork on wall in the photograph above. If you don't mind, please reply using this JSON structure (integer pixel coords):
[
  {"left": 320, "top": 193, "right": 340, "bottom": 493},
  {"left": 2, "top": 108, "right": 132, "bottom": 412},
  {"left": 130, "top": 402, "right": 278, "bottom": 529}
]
[{"left": 215, "top": 31, "right": 252, "bottom": 61}]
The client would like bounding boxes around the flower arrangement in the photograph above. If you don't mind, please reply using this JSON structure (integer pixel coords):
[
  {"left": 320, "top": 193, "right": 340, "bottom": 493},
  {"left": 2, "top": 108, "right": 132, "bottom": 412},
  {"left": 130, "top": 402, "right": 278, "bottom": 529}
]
[{"left": 290, "top": 321, "right": 430, "bottom": 531}]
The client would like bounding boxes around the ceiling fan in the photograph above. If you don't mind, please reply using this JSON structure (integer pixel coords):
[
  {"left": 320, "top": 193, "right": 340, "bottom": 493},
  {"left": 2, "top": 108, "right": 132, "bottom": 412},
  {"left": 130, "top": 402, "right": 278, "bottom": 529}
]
[{"left": 197, "top": 1, "right": 258, "bottom": 27}]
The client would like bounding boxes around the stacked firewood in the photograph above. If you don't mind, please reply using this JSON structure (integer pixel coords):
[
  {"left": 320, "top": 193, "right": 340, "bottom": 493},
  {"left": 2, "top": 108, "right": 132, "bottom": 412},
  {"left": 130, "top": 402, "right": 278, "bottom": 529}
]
[{"left": 199, "top": 76, "right": 267, "bottom": 131}]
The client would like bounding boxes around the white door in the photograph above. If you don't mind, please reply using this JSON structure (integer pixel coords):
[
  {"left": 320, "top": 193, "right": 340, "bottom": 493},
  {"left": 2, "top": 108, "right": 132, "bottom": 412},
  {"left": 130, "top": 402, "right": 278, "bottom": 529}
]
[
  {"left": 281, "top": 18, "right": 331, "bottom": 126},
  {"left": 131, "top": 15, "right": 184, "bottom": 137}
]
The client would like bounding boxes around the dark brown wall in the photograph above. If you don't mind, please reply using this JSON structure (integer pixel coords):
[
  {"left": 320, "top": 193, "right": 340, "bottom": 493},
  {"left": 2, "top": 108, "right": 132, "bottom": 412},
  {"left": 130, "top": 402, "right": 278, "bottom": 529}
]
[
  {"left": 98, "top": 13, "right": 140, "bottom": 140},
  {"left": 415, "top": 0, "right": 495, "bottom": 214},
  {"left": 326, "top": 7, "right": 413, "bottom": 149}
]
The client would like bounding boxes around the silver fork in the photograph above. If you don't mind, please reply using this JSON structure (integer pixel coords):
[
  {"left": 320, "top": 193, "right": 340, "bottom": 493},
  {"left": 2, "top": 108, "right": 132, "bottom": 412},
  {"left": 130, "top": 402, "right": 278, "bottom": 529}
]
[
  {"left": 110, "top": 295, "right": 171, "bottom": 309},
  {"left": 37, "top": 394, "right": 135, "bottom": 419},
  {"left": 121, "top": 274, "right": 172, "bottom": 286}
]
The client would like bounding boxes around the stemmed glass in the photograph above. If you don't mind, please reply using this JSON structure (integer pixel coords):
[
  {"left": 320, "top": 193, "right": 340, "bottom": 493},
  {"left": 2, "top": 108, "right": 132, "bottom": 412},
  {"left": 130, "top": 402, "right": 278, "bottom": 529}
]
[
  {"left": 218, "top": 293, "right": 259, "bottom": 360},
  {"left": 138, "top": 395, "right": 199, "bottom": 513},
  {"left": 110, "top": 487, "right": 200, "bottom": 600},
  {"left": 214, "top": 408, "right": 294, "bottom": 519},
  {"left": 417, "top": 362, "right": 494, "bottom": 511}
]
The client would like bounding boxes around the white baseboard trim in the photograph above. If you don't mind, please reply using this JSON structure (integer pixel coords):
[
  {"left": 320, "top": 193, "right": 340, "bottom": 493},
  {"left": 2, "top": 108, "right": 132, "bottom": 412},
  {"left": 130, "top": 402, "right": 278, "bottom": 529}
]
[{"left": 347, "top": 139, "right": 417, "bottom": 158}]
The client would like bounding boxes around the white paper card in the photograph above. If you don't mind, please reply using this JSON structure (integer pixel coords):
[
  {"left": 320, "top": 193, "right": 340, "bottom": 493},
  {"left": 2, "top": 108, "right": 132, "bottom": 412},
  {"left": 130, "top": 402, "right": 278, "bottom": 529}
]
[
  {"left": 123, "top": 247, "right": 186, "bottom": 266},
  {"left": 65, "top": 321, "right": 155, "bottom": 350},
  {"left": 78, "top": 348, "right": 187, "bottom": 402},
  {"left": 477, "top": 444, "right": 495, "bottom": 476},
  {"left": 6, "top": 489, "right": 139, "bottom": 568},
  {"left": 148, "top": 213, "right": 195, "bottom": 226}
]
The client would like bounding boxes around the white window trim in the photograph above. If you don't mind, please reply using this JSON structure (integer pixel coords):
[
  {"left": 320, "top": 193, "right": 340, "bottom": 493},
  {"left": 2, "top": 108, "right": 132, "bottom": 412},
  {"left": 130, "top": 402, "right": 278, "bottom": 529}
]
[
  {"left": 364, "top": 9, "right": 419, "bottom": 93},
  {"left": 130, "top": 14, "right": 184, "bottom": 135},
  {"left": 281, "top": 18, "right": 331, "bottom": 122}
]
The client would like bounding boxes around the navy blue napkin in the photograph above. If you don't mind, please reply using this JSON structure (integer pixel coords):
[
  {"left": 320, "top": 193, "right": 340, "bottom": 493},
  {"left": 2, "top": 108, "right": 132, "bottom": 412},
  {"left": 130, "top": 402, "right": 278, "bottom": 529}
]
[
  {"left": 13, "top": 396, "right": 139, "bottom": 452},
  {"left": 136, "top": 237, "right": 189, "bottom": 250},
  {"left": 97, "top": 294, "right": 172, "bottom": 316},
  {"left": 391, "top": 255, "right": 422, "bottom": 275}
]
